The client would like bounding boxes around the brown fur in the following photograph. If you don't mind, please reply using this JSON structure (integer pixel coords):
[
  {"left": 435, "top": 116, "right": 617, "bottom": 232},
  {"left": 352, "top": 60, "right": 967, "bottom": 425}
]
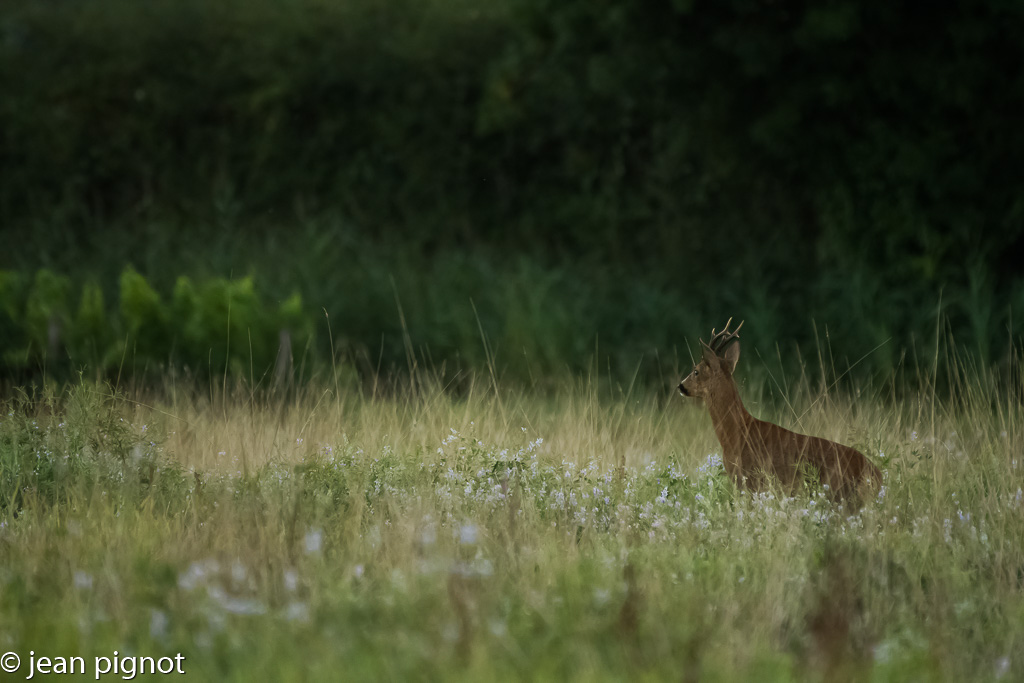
[{"left": 679, "top": 324, "right": 881, "bottom": 500}]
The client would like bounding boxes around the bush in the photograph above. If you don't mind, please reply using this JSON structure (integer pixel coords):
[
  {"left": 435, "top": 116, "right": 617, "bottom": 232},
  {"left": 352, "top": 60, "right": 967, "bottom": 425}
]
[{"left": 0, "top": 267, "right": 310, "bottom": 384}]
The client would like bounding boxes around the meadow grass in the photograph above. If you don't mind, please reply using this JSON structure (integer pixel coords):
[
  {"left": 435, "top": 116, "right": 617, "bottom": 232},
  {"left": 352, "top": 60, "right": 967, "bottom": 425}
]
[{"left": 0, "top": 352, "right": 1021, "bottom": 681}]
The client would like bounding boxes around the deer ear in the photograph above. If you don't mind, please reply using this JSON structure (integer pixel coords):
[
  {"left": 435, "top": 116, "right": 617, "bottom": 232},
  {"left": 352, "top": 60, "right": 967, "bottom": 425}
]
[
  {"left": 720, "top": 340, "right": 740, "bottom": 374},
  {"left": 701, "top": 341, "right": 717, "bottom": 365}
]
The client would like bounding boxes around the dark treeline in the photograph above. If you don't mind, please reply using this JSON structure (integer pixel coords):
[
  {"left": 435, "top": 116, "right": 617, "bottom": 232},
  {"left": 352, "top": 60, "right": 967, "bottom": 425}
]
[{"left": 1, "top": 0, "right": 1022, "bottom": 388}]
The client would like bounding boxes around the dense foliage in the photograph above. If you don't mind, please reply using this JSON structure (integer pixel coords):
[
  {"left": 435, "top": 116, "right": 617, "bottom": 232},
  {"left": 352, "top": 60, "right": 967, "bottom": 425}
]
[
  {"left": 0, "top": 268, "right": 309, "bottom": 383},
  {"left": 2, "top": 0, "right": 1022, "bottom": 384}
]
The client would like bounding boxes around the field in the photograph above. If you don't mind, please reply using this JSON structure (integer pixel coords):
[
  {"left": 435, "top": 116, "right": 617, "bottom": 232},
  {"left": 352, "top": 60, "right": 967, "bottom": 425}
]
[
  {"left": 1, "top": 351, "right": 1021, "bottom": 682},
  {"left": 2, "top": 0, "right": 1020, "bottom": 680}
]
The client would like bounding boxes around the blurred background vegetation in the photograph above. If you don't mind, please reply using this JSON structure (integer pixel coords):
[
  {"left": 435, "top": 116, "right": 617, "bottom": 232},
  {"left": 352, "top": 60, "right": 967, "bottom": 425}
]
[{"left": 1, "top": 0, "right": 1022, "bottom": 390}]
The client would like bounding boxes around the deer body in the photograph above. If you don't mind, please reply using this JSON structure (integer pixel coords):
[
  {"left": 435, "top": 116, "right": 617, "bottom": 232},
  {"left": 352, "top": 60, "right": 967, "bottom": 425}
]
[{"left": 680, "top": 321, "right": 881, "bottom": 499}]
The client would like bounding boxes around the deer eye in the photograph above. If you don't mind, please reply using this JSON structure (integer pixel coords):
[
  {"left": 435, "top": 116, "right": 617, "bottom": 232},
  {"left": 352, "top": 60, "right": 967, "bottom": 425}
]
[{"left": 694, "top": 368, "right": 700, "bottom": 376}]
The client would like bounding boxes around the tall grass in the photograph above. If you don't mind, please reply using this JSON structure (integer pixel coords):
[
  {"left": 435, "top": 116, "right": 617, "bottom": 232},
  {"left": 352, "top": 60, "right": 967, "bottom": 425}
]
[
  {"left": 6, "top": 215, "right": 1022, "bottom": 390},
  {"left": 0, "top": 343, "right": 1021, "bottom": 681}
]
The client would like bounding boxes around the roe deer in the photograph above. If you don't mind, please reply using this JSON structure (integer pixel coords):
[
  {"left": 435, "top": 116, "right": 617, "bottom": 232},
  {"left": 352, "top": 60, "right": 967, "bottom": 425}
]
[{"left": 678, "top": 320, "right": 881, "bottom": 500}]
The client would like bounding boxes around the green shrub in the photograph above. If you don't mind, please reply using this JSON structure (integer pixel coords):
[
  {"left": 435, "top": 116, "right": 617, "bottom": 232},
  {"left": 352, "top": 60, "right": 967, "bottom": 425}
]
[{"left": 0, "top": 267, "right": 309, "bottom": 384}]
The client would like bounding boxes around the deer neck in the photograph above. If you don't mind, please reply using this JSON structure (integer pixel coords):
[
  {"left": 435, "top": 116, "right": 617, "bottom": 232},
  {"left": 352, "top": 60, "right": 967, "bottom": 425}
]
[{"left": 704, "top": 377, "right": 751, "bottom": 454}]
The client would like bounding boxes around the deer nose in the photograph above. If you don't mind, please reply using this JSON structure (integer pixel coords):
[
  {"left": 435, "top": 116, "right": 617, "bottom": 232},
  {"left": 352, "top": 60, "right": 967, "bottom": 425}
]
[{"left": 678, "top": 382, "right": 690, "bottom": 396}]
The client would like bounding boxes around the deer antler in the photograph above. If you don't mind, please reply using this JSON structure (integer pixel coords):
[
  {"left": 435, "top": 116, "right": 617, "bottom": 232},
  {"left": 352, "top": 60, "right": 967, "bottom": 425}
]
[{"left": 701, "top": 318, "right": 744, "bottom": 355}]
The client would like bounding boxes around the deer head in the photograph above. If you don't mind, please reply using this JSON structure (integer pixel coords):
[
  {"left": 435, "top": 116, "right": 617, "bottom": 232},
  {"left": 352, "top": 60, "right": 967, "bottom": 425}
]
[{"left": 678, "top": 318, "right": 743, "bottom": 399}]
